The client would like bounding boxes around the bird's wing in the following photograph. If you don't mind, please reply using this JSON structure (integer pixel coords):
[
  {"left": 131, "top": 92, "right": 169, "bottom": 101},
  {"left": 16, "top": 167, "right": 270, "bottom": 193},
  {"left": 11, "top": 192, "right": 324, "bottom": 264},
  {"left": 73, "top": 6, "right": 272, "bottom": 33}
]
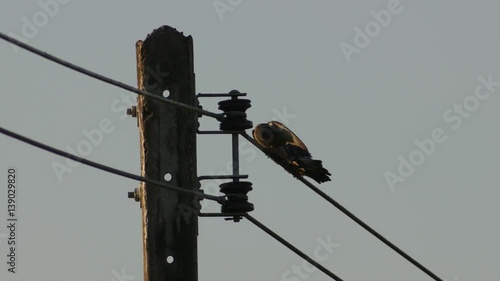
[
  {"left": 261, "top": 145, "right": 306, "bottom": 178},
  {"left": 268, "top": 121, "right": 308, "bottom": 152}
]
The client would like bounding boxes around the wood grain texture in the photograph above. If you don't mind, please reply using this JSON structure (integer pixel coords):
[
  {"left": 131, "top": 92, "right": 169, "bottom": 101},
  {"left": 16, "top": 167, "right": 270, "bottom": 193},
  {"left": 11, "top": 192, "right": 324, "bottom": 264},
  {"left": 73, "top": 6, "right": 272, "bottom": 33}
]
[{"left": 136, "top": 25, "right": 199, "bottom": 281}]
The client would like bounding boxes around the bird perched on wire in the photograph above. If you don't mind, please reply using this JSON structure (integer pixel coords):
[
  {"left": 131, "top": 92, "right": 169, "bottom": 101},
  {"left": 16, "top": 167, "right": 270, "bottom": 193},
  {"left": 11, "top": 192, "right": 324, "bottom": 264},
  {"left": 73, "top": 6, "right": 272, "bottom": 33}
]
[{"left": 252, "top": 121, "right": 331, "bottom": 184}]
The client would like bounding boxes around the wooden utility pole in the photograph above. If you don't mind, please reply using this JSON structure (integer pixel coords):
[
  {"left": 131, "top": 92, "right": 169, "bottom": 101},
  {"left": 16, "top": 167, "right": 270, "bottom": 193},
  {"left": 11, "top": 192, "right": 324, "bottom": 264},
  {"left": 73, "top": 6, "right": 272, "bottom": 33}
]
[{"left": 135, "top": 26, "right": 199, "bottom": 281}]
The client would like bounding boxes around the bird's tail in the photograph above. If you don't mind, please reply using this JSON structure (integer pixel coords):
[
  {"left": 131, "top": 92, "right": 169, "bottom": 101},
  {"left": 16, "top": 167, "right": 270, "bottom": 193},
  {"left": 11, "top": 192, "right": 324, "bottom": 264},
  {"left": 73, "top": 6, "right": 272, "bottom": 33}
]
[{"left": 301, "top": 158, "right": 332, "bottom": 184}]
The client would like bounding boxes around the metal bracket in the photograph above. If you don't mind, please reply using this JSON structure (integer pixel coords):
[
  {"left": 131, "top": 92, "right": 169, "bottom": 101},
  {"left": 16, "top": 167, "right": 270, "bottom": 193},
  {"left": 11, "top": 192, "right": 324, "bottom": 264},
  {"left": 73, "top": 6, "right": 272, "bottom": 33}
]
[
  {"left": 198, "top": 175, "right": 248, "bottom": 181},
  {"left": 196, "top": 90, "right": 254, "bottom": 219}
]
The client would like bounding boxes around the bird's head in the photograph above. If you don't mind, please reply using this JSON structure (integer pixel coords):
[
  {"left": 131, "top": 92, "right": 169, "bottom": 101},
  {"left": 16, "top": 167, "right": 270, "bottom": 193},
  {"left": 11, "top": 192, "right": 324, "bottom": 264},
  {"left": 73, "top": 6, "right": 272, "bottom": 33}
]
[{"left": 253, "top": 123, "right": 275, "bottom": 147}]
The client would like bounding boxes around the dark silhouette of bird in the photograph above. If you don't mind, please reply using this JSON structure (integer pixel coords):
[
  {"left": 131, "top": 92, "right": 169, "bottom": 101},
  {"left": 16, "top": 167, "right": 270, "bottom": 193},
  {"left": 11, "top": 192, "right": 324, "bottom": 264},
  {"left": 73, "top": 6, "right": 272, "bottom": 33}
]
[{"left": 252, "top": 121, "right": 331, "bottom": 184}]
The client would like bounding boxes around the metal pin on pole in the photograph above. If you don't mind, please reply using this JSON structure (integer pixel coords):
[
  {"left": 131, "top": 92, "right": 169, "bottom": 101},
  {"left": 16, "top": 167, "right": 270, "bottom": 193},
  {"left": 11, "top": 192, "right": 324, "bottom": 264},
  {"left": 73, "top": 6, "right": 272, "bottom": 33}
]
[{"left": 232, "top": 133, "right": 239, "bottom": 182}]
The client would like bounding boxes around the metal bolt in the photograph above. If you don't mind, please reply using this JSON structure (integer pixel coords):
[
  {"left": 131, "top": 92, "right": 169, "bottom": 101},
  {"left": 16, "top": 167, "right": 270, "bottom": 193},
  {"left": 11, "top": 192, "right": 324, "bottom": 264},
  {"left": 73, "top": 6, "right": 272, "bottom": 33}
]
[
  {"left": 127, "top": 106, "right": 137, "bottom": 117},
  {"left": 128, "top": 187, "right": 142, "bottom": 202}
]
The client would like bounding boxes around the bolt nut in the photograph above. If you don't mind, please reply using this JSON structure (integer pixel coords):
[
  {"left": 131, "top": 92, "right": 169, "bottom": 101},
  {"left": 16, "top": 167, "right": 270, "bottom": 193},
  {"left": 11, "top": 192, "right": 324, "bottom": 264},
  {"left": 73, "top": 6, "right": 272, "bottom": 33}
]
[
  {"left": 128, "top": 187, "right": 142, "bottom": 202},
  {"left": 127, "top": 106, "right": 137, "bottom": 117}
]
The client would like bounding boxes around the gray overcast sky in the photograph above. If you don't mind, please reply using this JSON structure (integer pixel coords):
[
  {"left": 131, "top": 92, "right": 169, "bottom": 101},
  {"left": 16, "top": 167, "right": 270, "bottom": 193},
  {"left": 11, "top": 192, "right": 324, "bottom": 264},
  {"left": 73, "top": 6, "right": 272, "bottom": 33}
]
[{"left": 1, "top": 1, "right": 499, "bottom": 281}]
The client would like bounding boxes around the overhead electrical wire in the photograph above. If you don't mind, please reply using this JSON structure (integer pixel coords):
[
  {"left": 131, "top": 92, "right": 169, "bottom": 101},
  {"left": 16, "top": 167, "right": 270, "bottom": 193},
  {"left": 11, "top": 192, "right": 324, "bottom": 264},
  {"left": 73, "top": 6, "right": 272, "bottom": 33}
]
[
  {"left": 241, "top": 132, "right": 443, "bottom": 281},
  {"left": 244, "top": 214, "right": 344, "bottom": 281},
  {"left": 0, "top": 126, "right": 225, "bottom": 204},
  {"left": 0, "top": 122, "right": 343, "bottom": 280},
  {"left": 198, "top": 212, "right": 343, "bottom": 280},
  {"left": 0, "top": 33, "right": 224, "bottom": 121}
]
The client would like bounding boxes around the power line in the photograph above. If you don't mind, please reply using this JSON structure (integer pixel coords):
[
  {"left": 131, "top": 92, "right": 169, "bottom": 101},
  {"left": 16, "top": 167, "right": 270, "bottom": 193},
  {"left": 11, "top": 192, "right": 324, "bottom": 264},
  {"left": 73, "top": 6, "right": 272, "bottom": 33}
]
[
  {"left": 295, "top": 176, "right": 443, "bottom": 281},
  {"left": 199, "top": 213, "right": 344, "bottom": 281},
  {"left": 244, "top": 214, "right": 344, "bottom": 281},
  {"left": 0, "top": 126, "right": 225, "bottom": 204},
  {"left": 0, "top": 32, "right": 224, "bottom": 121},
  {"left": 241, "top": 132, "right": 444, "bottom": 281},
  {"left": 0, "top": 123, "right": 342, "bottom": 280}
]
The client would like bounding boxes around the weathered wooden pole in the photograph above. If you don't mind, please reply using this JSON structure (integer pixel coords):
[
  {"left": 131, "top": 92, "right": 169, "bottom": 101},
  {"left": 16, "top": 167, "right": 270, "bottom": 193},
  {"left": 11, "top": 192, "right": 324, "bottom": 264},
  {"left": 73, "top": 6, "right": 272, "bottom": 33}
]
[{"left": 135, "top": 25, "right": 199, "bottom": 281}]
